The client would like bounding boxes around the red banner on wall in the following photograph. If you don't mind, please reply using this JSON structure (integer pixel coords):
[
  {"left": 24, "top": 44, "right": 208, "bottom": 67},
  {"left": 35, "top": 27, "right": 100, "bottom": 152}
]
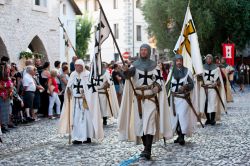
[{"left": 222, "top": 43, "right": 235, "bottom": 66}]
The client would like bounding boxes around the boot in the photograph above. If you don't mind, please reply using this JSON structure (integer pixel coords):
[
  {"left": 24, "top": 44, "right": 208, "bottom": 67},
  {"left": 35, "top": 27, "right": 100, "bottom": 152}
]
[
  {"left": 1, "top": 125, "right": 9, "bottom": 133},
  {"left": 205, "top": 112, "right": 211, "bottom": 125},
  {"left": 83, "top": 138, "right": 91, "bottom": 143},
  {"left": 210, "top": 112, "right": 216, "bottom": 125},
  {"left": 8, "top": 124, "right": 17, "bottom": 129},
  {"left": 140, "top": 135, "right": 147, "bottom": 157},
  {"left": 174, "top": 122, "right": 181, "bottom": 143},
  {"left": 178, "top": 134, "right": 185, "bottom": 146},
  {"left": 174, "top": 137, "right": 180, "bottom": 143},
  {"left": 140, "top": 135, "right": 153, "bottom": 160},
  {"left": 72, "top": 140, "right": 82, "bottom": 144},
  {"left": 174, "top": 130, "right": 181, "bottom": 143},
  {"left": 103, "top": 117, "right": 107, "bottom": 126}
]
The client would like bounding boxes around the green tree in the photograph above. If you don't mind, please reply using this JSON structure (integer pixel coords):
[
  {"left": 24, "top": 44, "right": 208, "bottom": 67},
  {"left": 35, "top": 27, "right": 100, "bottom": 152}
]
[
  {"left": 142, "top": 0, "right": 250, "bottom": 57},
  {"left": 76, "top": 14, "right": 92, "bottom": 59}
]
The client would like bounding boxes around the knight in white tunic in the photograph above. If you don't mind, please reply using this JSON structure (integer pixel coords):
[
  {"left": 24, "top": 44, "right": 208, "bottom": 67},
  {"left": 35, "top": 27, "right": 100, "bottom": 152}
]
[
  {"left": 95, "top": 64, "right": 119, "bottom": 125},
  {"left": 199, "top": 54, "right": 227, "bottom": 125},
  {"left": 169, "top": 54, "right": 196, "bottom": 146},
  {"left": 118, "top": 44, "right": 172, "bottom": 160},
  {"left": 58, "top": 59, "right": 104, "bottom": 144}
]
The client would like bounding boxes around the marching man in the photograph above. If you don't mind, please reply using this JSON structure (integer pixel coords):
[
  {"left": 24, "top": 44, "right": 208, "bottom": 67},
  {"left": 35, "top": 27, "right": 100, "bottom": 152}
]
[
  {"left": 58, "top": 59, "right": 103, "bottom": 144},
  {"left": 169, "top": 54, "right": 197, "bottom": 146},
  {"left": 95, "top": 63, "right": 119, "bottom": 125},
  {"left": 118, "top": 44, "right": 172, "bottom": 160},
  {"left": 199, "top": 54, "right": 227, "bottom": 125}
]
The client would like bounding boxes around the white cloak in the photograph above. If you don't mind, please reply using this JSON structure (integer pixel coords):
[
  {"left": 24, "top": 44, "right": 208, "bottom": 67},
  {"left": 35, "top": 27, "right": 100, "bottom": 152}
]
[
  {"left": 58, "top": 70, "right": 104, "bottom": 141},
  {"left": 96, "top": 70, "right": 119, "bottom": 118},
  {"left": 200, "top": 67, "right": 227, "bottom": 120},
  {"left": 118, "top": 67, "right": 173, "bottom": 143}
]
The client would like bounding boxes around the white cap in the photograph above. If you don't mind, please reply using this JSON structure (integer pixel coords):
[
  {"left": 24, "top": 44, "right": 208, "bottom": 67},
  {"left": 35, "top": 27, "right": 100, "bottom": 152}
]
[
  {"left": 75, "top": 59, "right": 85, "bottom": 68},
  {"left": 205, "top": 54, "right": 213, "bottom": 60}
]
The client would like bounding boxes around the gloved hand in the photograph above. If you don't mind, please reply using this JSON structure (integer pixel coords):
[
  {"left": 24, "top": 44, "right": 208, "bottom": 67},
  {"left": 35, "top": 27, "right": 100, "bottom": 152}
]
[
  {"left": 179, "top": 85, "right": 188, "bottom": 93},
  {"left": 212, "top": 81, "right": 220, "bottom": 87},
  {"left": 152, "top": 86, "right": 159, "bottom": 94},
  {"left": 122, "top": 64, "right": 129, "bottom": 71},
  {"left": 216, "top": 81, "right": 221, "bottom": 87}
]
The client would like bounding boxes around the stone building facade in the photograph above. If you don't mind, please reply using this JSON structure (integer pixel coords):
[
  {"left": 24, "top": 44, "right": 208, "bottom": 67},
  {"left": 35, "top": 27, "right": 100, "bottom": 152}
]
[{"left": 0, "top": 0, "right": 81, "bottom": 67}]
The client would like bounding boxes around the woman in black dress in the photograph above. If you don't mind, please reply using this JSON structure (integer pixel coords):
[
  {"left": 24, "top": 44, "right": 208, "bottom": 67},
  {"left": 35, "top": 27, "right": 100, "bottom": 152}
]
[{"left": 40, "top": 62, "right": 51, "bottom": 117}]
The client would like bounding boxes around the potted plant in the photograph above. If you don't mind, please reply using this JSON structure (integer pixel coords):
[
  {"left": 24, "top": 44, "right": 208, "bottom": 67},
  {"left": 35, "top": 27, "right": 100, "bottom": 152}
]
[
  {"left": 19, "top": 51, "right": 33, "bottom": 60},
  {"left": 33, "top": 52, "right": 44, "bottom": 59}
]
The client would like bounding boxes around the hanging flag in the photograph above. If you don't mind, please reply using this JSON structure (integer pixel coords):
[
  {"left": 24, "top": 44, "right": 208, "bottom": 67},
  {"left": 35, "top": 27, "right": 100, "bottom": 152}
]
[
  {"left": 58, "top": 18, "right": 77, "bottom": 55},
  {"left": 222, "top": 43, "right": 235, "bottom": 66},
  {"left": 174, "top": 6, "right": 203, "bottom": 75},
  {"left": 90, "top": 9, "right": 111, "bottom": 79},
  {"left": 58, "top": 17, "right": 78, "bottom": 64}
]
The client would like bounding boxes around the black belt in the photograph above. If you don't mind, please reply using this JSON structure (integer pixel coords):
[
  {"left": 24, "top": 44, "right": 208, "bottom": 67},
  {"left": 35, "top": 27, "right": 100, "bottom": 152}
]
[
  {"left": 74, "top": 96, "right": 83, "bottom": 98},
  {"left": 24, "top": 91, "right": 35, "bottom": 93}
]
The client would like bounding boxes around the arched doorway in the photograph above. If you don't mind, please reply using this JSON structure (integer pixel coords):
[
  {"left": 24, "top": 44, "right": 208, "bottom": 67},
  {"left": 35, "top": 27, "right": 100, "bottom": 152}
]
[
  {"left": 28, "top": 35, "right": 48, "bottom": 62},
  {"left": 0, "top": 37, "right": 9, "bottom": 60}
]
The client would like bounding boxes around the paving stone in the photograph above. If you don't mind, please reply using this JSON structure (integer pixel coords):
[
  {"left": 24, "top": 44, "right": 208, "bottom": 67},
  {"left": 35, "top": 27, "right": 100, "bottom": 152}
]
[{"left": 0, "top": 86, "right": 250, "bottom": 165}]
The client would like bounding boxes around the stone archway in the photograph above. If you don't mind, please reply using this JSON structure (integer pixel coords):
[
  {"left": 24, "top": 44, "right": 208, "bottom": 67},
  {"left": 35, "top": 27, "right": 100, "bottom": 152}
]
[
  {"left": 28, "top": 35, "right": 48, "bottom": 62},
  {"left": 0, "top": 37, "right": 9, "bottom": 60}
]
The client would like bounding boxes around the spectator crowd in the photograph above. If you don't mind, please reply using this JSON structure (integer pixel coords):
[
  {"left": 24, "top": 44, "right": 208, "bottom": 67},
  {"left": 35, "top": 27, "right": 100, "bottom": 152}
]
[{"left": 0, "top": 55, "right": 131, "bottom": 141}]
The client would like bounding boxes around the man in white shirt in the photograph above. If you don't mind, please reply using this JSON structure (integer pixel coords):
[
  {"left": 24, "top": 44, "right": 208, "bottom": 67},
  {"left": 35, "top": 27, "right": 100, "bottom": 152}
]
[
  {"left": 22, "top": 60, "right": 33, "bottom": 76},
  {"left": 22, "top": 66, "right": 43, "bottom": 122}
]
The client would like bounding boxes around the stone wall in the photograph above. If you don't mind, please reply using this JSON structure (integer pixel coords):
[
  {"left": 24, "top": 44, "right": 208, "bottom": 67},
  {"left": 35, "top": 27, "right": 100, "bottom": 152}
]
[{"left": 0, "top": 0, "right": 60, "bottom": 68}]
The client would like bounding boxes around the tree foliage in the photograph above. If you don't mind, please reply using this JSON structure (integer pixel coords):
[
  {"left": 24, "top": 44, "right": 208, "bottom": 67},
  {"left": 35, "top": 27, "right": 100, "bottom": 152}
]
[
  {"left": 76, "top": 14, "right": 92, "bottom": 59},
  {"left": 142, "top": 0, "right": 250, "bottom": 57}
]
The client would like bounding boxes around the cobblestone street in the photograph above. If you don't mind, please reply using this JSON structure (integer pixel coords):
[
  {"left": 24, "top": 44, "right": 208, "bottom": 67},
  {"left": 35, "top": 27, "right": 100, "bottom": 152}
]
[{"left": 0, "top": 85, "right": 250, "bottom": 166}]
